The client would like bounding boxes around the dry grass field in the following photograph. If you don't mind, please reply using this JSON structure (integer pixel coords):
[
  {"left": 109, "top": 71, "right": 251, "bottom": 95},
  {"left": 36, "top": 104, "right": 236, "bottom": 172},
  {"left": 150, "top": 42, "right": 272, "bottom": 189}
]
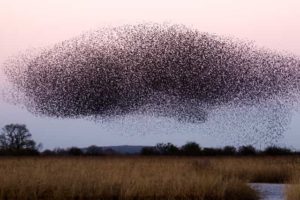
[
  {"left": 0, "top": 156, "right": 299, "bottom": 200},
  {"left": 286, "top": 166, "right": 300, "bottom": 200}
]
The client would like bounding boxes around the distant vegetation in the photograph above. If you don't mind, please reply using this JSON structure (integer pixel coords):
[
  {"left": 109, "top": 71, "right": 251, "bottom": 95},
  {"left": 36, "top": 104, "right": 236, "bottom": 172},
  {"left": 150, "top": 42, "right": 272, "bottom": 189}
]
[
  {"left": 0, "top": 124, "right": 298, "bottom": 157},
  {"left": 141, "top": 143, "right": 296, "bottom": 156},
  {"left": 39, "top": 143, "right": 298, "bottom": 156}
]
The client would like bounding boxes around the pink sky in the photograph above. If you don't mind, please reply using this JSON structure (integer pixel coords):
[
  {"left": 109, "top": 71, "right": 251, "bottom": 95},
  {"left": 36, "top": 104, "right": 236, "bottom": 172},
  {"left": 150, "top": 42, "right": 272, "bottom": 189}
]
[
  {"left": 1, "top": 0, "right": 300, "bottom": 148},
  {"left": 1, "top": 0, "right": 300, "bottom": 63}
]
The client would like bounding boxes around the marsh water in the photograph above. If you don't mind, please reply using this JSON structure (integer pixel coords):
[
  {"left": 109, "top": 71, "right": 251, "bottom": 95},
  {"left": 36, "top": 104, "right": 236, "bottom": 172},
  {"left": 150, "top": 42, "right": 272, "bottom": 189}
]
[{"left": 249, "top": 183, "right": 285, "bottom": 200}]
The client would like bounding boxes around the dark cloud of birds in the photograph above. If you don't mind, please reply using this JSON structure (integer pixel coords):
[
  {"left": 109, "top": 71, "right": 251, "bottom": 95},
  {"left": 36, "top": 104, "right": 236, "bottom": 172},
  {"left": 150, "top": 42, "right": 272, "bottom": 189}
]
[{"left": 2, "top": 23, "right": 300, "bottom": 143}]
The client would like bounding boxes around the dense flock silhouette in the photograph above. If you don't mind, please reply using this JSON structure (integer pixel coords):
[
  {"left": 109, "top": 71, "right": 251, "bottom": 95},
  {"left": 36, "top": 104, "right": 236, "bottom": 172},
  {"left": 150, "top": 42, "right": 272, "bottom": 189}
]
[{"left": 3, "top": 23, "right": 300, "bottom": 143}]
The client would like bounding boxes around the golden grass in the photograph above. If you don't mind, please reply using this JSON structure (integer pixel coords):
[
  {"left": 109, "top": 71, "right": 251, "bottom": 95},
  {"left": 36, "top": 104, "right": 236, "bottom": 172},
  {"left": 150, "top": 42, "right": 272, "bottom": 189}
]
[
  {"left": 1, "top": 156, "right": 299, "bottom": 200},
  {"left": 283, "top": 157, "right": 300, "bottom": 200},
  {"left": 286, "top": 184, "right": 300, "bottom": 200},
  {"left": 210, "top": 156, "right": 295, "bottom": 183}
]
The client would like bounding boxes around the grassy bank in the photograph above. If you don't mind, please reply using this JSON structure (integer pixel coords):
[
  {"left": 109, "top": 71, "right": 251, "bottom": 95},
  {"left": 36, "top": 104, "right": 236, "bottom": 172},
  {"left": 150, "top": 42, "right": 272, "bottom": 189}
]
[{"left": 1, "top": 156, "right": 299, "bottom": 200}]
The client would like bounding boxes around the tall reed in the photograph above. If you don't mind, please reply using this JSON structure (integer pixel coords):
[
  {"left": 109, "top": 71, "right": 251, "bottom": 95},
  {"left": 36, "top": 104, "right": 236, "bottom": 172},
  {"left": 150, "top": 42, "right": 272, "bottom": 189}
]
[{"left": 0, "top": 157, "right": 263, "bottom": 200}]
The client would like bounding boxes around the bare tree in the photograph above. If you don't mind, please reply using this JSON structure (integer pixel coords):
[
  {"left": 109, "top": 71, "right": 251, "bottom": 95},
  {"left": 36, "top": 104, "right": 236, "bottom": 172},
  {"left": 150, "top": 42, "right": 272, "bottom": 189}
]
[{"left": 0, "top": 124, "right": 39, "bottom": 151}]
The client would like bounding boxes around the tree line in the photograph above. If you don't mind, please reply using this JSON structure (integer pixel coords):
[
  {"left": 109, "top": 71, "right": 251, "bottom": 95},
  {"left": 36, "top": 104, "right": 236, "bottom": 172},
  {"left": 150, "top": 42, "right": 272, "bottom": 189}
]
[
  {"left": 140, "top": 142, "right": 297, "bottom": 156},
  {"left": 0, "top": 124, "right": 299, "bottom": 156}
]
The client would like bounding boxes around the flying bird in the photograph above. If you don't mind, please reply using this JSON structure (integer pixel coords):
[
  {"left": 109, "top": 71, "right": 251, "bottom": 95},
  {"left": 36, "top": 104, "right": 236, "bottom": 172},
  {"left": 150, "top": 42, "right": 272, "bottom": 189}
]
[{"left": 3, "top": 23, "right": 300, "bottom": 138}]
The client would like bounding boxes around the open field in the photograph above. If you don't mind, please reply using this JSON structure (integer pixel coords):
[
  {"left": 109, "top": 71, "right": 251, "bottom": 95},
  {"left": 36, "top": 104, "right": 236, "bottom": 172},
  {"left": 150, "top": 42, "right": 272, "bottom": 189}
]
[{"left": 0, "top": 157, "right": 299, "bottom": 200}]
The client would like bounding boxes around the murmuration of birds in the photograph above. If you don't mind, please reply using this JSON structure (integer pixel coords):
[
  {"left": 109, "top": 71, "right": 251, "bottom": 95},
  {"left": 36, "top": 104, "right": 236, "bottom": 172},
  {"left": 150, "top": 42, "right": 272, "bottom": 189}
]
[{"left": 2, "top": 23, "right": 300, "bottom": 143}]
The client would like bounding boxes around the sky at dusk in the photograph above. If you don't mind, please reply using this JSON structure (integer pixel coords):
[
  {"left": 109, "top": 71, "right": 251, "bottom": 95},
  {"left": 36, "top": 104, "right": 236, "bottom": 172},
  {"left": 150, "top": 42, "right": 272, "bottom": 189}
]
[{"left": 1, "top": 0, "right": 300, "bottom": 149}]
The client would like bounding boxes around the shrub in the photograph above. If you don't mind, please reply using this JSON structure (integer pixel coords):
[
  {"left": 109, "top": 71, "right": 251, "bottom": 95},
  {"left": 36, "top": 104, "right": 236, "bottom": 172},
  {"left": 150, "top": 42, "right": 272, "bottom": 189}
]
[
  {"left": 238, "top": 145, "right": 257, "bottom": 156},
  {"left": 156, "top": 143, "right": 180, "bottom": 155},
  {"left": 263, "top": 146, "right": 292, "bottom": 155},
  {"left": 67, "top": 147, "right": 83, "bottom": 156},
  {"left": 202, "top": 148, "right": 223, "bottom": 156},
  {"left": 141, "top": 147, "right": 160, "bottom": 155},
  {"left": 223, "top": 146, "right": 237, "bottom": 155},
  {"left": 85, "top": 145, "right": 103, "bottom": 156},
  {"left": 181, "top": 142, "right": 202, "bottom": 156}
]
